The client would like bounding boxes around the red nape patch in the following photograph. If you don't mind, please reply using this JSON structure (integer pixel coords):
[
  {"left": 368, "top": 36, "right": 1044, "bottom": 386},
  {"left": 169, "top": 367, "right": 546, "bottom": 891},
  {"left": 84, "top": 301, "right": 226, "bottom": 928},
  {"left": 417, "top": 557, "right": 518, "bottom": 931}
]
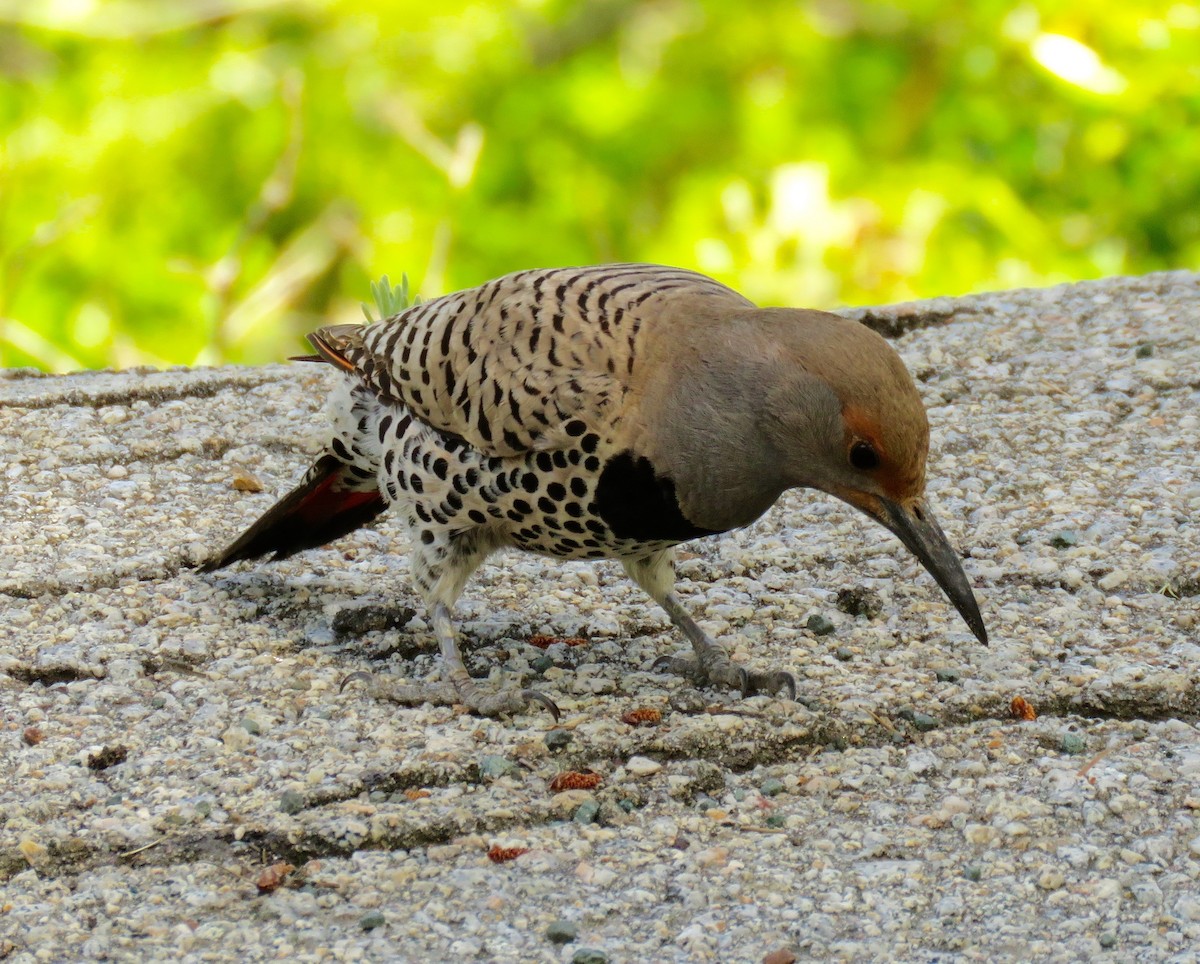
[{"left": 297, "top": 476, "right": 380, "bottom": 526}]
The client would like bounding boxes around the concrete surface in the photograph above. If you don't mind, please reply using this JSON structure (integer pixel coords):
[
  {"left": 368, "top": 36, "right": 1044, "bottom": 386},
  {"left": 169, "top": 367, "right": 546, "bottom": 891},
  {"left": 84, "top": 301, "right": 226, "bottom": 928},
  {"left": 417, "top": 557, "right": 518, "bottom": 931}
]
[{"left": 1, "top": 272, "right": 1198, "bottom": 962}]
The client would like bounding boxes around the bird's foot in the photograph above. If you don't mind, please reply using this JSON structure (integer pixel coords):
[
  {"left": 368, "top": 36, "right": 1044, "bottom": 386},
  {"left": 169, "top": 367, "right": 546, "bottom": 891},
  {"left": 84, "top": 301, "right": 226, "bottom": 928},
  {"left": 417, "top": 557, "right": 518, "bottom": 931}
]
[
  {"left": 340, "top": 672, "right": 559, "bottom": 720},
  {"left": 653, "top": 653, "right": 796, "bottom": 701}
]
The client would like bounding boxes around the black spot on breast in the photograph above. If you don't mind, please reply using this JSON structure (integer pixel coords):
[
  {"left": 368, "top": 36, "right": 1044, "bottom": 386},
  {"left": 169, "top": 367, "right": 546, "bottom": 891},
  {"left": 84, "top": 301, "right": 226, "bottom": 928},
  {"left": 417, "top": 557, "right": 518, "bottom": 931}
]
[
  {"left": 595, "top": 451, "right": 719, "bottom": 542},
  {"left": 537, "top": 497, "right": 555, "bottom": 514},
  {"left": 546, "top": 482, "right": 566, "bottom": 501},
  {"left": 570, "top": 478, "right": 588, "bottom": 498},
  {"left": 521, "top": 473, "right": 539, "bottom": 493},
  {"left": 535, "top": 452, "right": 554, "bottom": 473}
]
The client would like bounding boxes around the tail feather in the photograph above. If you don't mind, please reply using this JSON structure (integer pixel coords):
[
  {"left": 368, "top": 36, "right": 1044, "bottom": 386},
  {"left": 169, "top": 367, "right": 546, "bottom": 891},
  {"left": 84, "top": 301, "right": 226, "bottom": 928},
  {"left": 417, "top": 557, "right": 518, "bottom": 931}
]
[{"left": 199, "top": 454, "right": 386, "bottom": 572}]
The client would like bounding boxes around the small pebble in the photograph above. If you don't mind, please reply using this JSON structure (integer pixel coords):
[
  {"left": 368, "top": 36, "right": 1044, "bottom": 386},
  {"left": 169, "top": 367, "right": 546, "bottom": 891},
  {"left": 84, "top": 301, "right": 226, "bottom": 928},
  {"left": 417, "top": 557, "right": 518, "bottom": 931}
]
[
  {"left": 806, "top": 614, "right": 836, "bottom": 636},
  {"left": 935, "top": 668, "right": 961, "bottom": 683},
  {"left": 1060, "top": 733, "right": 1087, "bottom": 755},
  {"left": 531, "top": 655, "right": 555, "bottom": 673},
  {"left": 835, "top": 647, "right": 854, "bottom": 661},
  {"left": 360, "top": 912, "right": 386, "bottom": 931},
  {"left": 760, "top": 777, "right": 785, "bottom": 797},
  {"left": 332, "top": 605, "right": 415, "bottom": 636},
  {"left": 963, "top": 864, "right": 983, "bottom": 882},
  {"left": 544, "top": 730, "right": 572, "bottom": 751},
  {"left": 279, "top": 790, "right": 305, "bottom": 815},
  {"left": 546, "top": 920, "right": 579, "bottom": 944},
  {"left": 835, "top": 586, "right": 883, "bottom": 618},
  {"left": 626, "top": 756, "right": 662, "bottom": 777},
  {"left": 573, "top": 800, "right": 600, "bottom": 824},
  {"left": 572, "top": 950, "right": 610, "bottom": 964},
  {"left": 1049, "top": 530, "right": 1080, "bottom": 549},
  {"left": 1098, "top": 932, "right": 1117, "bottom": 948},
  {"left": 1038, "top": 869, "right": 1065, "bottom": 890},
  {"left": 478, "top": 755, "right": 519, "bottom": 780},
  {"left": 897, "top": 709, "right": 939, "bottom": 731}
]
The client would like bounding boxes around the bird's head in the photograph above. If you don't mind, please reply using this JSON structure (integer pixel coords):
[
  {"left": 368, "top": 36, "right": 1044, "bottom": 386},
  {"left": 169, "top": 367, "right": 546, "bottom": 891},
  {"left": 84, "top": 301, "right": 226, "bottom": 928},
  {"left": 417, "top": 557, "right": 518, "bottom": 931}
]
[{"left": 756, "top": 309, "right": 988, "bottom": 645}]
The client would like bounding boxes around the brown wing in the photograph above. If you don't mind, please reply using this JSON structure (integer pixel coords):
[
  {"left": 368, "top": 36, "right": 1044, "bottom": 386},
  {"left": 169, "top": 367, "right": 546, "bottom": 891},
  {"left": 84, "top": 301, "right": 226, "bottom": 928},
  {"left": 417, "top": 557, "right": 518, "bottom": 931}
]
[{"left": 310, "top": 264, "right": 753, "bottom": 457}]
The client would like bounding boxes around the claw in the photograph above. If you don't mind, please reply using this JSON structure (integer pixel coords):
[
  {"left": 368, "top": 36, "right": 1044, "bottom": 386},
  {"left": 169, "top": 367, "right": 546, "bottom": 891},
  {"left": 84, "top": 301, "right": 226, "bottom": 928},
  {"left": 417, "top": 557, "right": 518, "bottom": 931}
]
[
  {"left": 749, "top": 670, "right": 796, "bottom": 701},
  {"left": 652, "top": 655, "right": 678, "bottom": 674},
  {"left": 339, "top": 671, "right": 373, "bottom": 693},
  {"left": 653, "top": 653, "right": 797, "bottom": 703},
  {"left": 521, "top": 689, "right": 561, "bottom": 722}
]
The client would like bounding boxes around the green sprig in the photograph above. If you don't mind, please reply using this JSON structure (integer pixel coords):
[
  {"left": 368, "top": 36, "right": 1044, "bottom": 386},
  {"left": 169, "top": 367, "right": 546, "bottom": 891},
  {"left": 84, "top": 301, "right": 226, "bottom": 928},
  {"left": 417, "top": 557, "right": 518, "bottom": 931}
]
[{"left": 362, "top": 274, "right": 422, "bottom": 323}]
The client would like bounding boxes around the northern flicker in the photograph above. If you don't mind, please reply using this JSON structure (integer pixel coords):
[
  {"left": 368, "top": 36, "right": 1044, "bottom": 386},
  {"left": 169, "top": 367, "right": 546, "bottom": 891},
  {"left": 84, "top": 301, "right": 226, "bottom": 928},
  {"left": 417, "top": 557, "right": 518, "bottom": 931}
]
[{"left": 202, "top": 264, "right": 987, "bottom": 717}]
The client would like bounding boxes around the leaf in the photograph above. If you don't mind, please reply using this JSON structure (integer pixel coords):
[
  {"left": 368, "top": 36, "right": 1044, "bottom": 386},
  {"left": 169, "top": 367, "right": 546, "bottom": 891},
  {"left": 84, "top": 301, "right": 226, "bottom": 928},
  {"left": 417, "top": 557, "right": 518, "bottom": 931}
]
[{"left": 362, "top": 273, "right": 422, "bottom": 323}]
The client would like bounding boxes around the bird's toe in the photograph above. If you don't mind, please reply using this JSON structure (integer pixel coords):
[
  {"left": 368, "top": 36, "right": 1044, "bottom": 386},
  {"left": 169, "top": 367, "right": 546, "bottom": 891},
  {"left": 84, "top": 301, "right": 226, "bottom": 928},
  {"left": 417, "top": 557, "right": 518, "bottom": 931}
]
[
  {"left": 745, "top": 669, "right": 797, "bottom": 701},
  {"left": 652, "top": 653, "right": 750, "bottom": 696}
]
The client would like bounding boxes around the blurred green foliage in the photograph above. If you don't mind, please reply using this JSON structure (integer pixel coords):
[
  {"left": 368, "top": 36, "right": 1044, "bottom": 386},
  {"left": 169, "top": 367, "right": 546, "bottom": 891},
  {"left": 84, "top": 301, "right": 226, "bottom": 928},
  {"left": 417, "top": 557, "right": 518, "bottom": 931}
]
[{"left": 2, "top": 0, "right": 1198, "bottom": 371}]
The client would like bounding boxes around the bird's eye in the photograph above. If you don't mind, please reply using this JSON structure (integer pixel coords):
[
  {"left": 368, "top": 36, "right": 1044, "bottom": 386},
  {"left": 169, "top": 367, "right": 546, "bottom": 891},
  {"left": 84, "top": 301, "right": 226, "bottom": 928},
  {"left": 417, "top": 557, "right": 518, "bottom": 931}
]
[{"left": 849, "top": 441, "right": 879, "bottom": 471}]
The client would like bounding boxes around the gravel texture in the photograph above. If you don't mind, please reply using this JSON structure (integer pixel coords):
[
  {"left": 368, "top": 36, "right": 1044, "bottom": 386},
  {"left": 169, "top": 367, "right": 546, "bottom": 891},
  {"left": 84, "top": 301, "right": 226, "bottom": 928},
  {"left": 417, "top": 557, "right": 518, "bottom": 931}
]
[{"left": 2, "top": 272, "right": 1199, "bottom": 963}]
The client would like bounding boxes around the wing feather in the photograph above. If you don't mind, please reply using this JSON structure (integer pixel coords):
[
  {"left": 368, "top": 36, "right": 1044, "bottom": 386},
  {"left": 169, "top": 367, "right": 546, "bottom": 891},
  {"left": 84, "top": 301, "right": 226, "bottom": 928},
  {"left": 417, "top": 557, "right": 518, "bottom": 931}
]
[{"left": 308, "top": 264, "right": 752, "bottom": 457}]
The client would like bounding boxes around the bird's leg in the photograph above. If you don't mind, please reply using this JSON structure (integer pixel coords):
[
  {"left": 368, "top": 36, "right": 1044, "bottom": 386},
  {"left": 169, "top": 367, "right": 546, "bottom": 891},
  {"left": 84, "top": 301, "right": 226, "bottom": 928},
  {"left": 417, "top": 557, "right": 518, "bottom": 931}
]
[
  {"left": 624, "top": 551, "right": 796, "bottom": 700},
  {"left": 341, "top": 537, "right": 558, "bottom": 719}
]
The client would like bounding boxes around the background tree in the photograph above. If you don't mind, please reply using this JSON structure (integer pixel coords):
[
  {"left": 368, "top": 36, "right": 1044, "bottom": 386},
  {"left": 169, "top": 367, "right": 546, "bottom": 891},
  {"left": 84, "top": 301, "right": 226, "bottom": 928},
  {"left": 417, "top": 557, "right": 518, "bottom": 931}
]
[{"left": 2, "top": 0, "right": 1197, "bottom": 370}]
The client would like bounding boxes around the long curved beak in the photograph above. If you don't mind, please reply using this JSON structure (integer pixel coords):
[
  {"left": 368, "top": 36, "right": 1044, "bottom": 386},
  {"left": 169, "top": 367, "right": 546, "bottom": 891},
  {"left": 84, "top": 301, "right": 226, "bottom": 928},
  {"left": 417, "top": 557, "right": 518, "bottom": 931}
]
[{"left": 841, "top": 492, "right": 988, "bottom": 645}]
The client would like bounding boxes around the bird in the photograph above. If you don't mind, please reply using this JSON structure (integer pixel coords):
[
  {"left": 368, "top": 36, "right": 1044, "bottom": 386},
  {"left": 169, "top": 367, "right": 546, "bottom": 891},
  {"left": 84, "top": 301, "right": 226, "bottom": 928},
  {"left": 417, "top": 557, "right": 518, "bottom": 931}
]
[{"left": 201, "top": 263, "right": 988, "bottom": 717}]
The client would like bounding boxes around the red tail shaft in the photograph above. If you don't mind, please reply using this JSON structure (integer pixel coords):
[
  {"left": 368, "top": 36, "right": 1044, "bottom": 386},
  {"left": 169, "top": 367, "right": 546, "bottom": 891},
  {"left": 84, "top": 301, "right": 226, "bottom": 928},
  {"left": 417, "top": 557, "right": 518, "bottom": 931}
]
[{"left": 200, "top": 455, "right": 385, "bottom": 571}]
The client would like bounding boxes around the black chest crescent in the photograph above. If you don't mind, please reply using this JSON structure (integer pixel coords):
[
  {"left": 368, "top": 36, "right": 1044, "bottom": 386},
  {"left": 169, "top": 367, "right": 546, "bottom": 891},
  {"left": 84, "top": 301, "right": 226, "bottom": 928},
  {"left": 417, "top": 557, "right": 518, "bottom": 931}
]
[{"left": 593, "top": 451, "right": 718, "bottom": 543}]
